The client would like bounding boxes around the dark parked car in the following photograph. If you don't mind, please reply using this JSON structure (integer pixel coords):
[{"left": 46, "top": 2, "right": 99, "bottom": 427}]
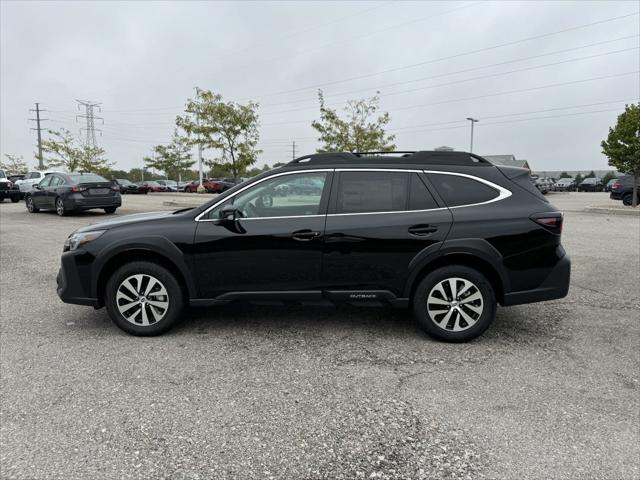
[
  {"left": 112, "top": 178, "right": 144, "bottom": 194},
  {"left": 7, "top": 173, "right": 25, "bottom": 184},
  {"left": 577, "top": 177, "right": 603, "bottom": 192},
  {"left": 603, "top": 178, "right": 618, "bottom": 192},
  {"left": 610, "top": 174, "right": 639, "bottom": 206},
  {"left": 57, "top": 150, "right": 570, "bottom": 342},
  {"left": 553, "top": 178, "right": 576, "bottom": 191},
  {"left": 25, "top": 172, "right": 121, "bottom": 216}
]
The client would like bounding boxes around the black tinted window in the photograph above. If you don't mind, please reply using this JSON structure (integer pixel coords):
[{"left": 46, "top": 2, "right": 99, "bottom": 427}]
[
  {"left": 337, "top": 172, "right": 408, "bottom": 213},
  {"left": 409, "top": 174, "right": 438, "bottom": 210},
  {"left": 427, "top": 173, "right": 498, "bottom": 207}
]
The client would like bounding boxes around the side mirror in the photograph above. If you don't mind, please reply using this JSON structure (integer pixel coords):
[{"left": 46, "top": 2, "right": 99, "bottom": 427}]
[
  {"left": 214, "top": 204, "right": 241, "bottom": 225},
  {"left": 34, "top": 184, "right": 42, "bottom": 190}
]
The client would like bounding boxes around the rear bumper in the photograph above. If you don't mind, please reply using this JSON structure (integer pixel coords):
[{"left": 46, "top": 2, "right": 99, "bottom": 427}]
[
  {"left": 64, "top": 194, "right": 121, "bottom": 210},
  {"left": 610, "top": 191, "right": 624, "bottom": 200},
  {"left": 57, "top": 251, "right": 99, "bottom": 307},
  {"left": 502, "top": 253, "right": 571, "bottom": 306}
]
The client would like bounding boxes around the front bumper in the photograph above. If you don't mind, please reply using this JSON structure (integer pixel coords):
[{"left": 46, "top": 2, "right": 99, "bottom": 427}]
[
  {"left": 502, "top": 253, "right": 571, "bottom": 306},
  {"left": 0, "top": 188, "right": 21, "bottom": 198},
  {"left": 57, "top": 250, "right": 99, "bottom": 307}
]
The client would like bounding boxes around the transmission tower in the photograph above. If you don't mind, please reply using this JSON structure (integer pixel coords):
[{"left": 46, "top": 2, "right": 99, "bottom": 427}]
[{"left": 76, "top": 100, "right": 103, "bottom": 147}]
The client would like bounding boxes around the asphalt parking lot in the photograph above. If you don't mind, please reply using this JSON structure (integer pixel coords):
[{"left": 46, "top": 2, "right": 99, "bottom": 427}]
[{"left": 0, "top": 192, "right": 638, "bottom": 480}]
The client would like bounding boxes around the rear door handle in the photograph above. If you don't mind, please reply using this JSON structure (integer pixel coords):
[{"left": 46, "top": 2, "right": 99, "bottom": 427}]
[
  {"left": 291, "top": 229, "right": 321, "bottom": 242},
  {"left": 408, "top": 224, "right": 438, "bottom": 236}
]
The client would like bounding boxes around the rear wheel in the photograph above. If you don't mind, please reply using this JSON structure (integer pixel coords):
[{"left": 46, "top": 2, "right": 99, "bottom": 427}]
[
  {"left": 622, "top": 193, "right": 633, "bottom": 206},
  {"left": 105, "top": 261, "right": 184, "bottom": 336},
  {"left": 413, "top": 265, "right": 496, "bottom": 342},
  {"left": 10, "top": 196, "right": 19, "bottom": 203},
  {"left": 26, "top": 196, "right": 39, "bottom": 213},
  {"left": 104, "top": 207, "right": 117, "bottom": 214},
  {"left": 55, "top": 197, "right": 67, "bottom": 216}
]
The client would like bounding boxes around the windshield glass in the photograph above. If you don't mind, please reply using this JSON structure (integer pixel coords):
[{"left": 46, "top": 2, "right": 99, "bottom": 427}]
[{"left": 69, "top": 174, "right": 108, "bottom": 184}]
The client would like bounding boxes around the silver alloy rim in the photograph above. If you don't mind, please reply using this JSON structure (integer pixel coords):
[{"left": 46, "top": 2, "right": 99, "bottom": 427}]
[
  {"left": 56, "top": 199, "right": 64, "bottom": 215},
  {"left": 27, "top": 198, "right": 33, "bottom": 211},
  {"left": 427, "top": 277, "right": 483, "bottom": 332},
  {"left": 116, "top": 274, "right": 169, "bottom": 326}
]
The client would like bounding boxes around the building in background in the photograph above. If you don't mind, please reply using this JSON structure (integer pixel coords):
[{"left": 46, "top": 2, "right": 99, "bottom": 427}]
[{"left": 482, "top": 154, "right": 531, "bottom": 170}]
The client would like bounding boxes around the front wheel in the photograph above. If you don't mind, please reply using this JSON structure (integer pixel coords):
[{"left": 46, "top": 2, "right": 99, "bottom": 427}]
[
  {"left": 104, "top": 207, "right": 117, "bottom": 214},
  {"left": 413, "top": 265, "right": 496, "bottom": 342},
  {"left": 105, "top": 261, "right": 184, "bottom": 336},
  {"left": 26, "top": 196, "right": 39, "bottom": 213},
  {"left": 10, "top": 196, "right": 19, "bottom": 203}
]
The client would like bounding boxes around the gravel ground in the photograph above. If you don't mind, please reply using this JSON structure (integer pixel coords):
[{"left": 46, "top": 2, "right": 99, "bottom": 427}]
[{"left": 0, "top": 192, "right": 638, "bottom": 480}]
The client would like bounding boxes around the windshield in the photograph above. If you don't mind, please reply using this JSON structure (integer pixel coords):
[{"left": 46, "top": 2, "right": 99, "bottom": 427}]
[
  {"left": 0, "top": 170, "right": 6, "bottom": 179},
  {"left": 69, "top": 174, "right": 108, "bottom": 184}
]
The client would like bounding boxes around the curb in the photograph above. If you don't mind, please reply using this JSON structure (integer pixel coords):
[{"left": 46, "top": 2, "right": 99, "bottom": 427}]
[{"left": 584, "top": 206, "right": 639, "bottom": 216}]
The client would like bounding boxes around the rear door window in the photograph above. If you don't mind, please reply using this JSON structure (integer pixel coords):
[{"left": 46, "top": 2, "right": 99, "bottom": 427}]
[
  {"left": 336, "top": 171, "right": 408, "bottom": 214},
  {"left": 426, "top": 173, "right": 499, "bottom": 207}
]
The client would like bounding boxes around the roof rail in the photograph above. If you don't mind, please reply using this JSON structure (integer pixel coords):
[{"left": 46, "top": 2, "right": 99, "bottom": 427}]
[{"left": 287, "top": 150, "right": 492, "bottom": 166}]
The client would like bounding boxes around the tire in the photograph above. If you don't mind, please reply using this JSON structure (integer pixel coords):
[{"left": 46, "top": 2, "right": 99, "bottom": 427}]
[
  {"left": 105, "top": 261, "right": 184, "bottom": 336},
  {"left": 10, "top": 196, "right": 19, "bottom": 203},
  {"left": 26, "top": 196, "right": 39, "bottom": 213},
  {"left": 413, "top": 265, "right": 496, "bottom": 342},
  {"left": 622, "top": 193, "right": 633, "bottom": 206},
  {"left": 55, "top": 197, "right": 67, "bottom": 216},
  {"left": 104, "top": 207, "right": 117, "bottom": 214}
]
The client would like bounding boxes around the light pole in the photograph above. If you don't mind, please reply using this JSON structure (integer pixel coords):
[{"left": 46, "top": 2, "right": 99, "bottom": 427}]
[{"left": 466, "top": 117, "right": 479, "bottom": 153}]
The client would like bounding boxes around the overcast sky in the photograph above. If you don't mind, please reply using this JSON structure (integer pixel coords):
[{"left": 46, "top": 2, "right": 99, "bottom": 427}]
[{"left": 1, "top": 0, "right": 639, "bottom": 173}]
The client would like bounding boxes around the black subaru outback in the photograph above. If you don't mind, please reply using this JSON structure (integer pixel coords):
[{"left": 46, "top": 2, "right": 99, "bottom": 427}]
[{"left": 57, "top": 151, "right": 570, "bottom": 342}]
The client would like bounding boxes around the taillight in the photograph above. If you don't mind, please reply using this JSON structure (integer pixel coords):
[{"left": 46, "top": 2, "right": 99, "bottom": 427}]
[
  {"left": 530, "top": 213, "right": 563, "bottom": 233},
  {"left": 71, "top": 186, "right": 87, "bottom": 193},
  {"left": 612, "top": 181, "right": 621, "bottom": 190}
]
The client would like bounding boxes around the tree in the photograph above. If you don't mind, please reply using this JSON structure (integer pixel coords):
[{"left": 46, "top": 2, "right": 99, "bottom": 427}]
[
  {"left": 601, "top": 103, "right": 640, "bottom": 207},
  {"left": 176, "top": 88, "right": 261, "bottom": 181},
  {"left": 128, "top": 168, "right": 145, "bottom": 182},
  {"left": 574, "top": 173, "right": 584, "bottom": 185},
  {"left": 42, "top": 128, "right": 112, "bottom": 174},
  {"left": 311, "top": 90, "right": 396, "bottom": 153},
  {"left": 0, "top": 154, "right": 27, "bottom": 173},
  {"left": 585, "top": 170, "right": 595, "bottom": 178},
  {"left": 559, "top": 171, "right": 571, "bottom": 178},
  {"left": 144, "top": 130, "right": 195, "bottom": 180},
  {"left": 601, "top": 171, "right": 617, "bottom": 185},
  {"left": 109, "top": 169, "right": 130, "bottom": 180}
]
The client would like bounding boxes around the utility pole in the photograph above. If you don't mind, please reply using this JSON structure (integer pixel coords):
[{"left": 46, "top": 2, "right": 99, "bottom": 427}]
[
  {"left": 76, "top": 100, "right": 103, "bottom": 147},
  {"left": 292, "top": 140, "right": 297, "bottom": 160},
  {"left": 29, "top": 103, "right": 48, "bottom": 169},
  {"left": 466, "top": 117, "right": 479, "bottom": 153},
  {"left": 196, "top": 112, "right": 204, "bottom": 191}
]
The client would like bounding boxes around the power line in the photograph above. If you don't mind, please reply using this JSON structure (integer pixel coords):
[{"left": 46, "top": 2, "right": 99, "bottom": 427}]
[
  {"left": 28, "top": 103, "right": 48, "bottom": 170},
  {"left": 252, "top": 11, "right": 640, "bottom": 99},
  {"left": 259, "top": 35, "right": 639, "bottom": 109},
  {"left": 261, "top": 47, "right": 638, "bottom": 116}
]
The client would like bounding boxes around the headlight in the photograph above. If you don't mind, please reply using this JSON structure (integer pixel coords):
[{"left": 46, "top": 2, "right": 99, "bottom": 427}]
[{"left": 64, "top": 230, "right": 106, "bottom": 251}]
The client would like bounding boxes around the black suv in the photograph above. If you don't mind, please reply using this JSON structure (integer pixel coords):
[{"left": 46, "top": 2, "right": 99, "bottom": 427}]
[
  {"left": 610, "top": 174, "right": 639, "bottom": 206},
  {"left": 57, "top": 151, "right": 571, "bottom": 342}
]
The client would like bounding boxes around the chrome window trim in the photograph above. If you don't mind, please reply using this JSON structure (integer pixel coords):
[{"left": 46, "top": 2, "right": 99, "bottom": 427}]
[
  {"left": 423, "top": 170, "right": 512, "bottom": 208},
  {"left": 195, "top": 169, "right": 332, "bottom": 222},
  {"left": 194, "top": 167, "right": 512, "bottom": 222}
]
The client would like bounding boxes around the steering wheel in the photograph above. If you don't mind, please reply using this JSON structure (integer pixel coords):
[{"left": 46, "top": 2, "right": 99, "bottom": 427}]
[{"left": 243, "top": 202, "right": 258, "bottom": 218}]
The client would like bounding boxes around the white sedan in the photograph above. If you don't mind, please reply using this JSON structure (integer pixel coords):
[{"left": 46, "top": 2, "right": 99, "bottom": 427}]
[{"left": 15, "top": 170, "right": 62, "bottom": 196}]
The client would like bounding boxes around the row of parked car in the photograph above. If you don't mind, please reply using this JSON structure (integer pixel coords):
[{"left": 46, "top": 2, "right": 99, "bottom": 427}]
[
  {"left": 533, "top": 176, "right": 622, "bottom": 194},
  {"left": 111, "top": 177, "right": 245, "bottom": 194}
]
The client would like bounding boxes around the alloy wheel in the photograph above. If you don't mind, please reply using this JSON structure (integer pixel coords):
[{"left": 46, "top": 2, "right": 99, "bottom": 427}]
[
  {"left": 27, "top": 197, "right": 34, "bottom": 212},
  {"left": 116, "top": 274, "right": 170, "bottom": 326},
  {"left": 426, "top": 277, "right": 484, "bottom": 332},
  {"left": 56, "top": 198, "right": 65, "bottom": 216}
]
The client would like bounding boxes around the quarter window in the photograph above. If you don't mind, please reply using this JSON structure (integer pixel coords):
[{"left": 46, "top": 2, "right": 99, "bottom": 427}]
[
  {"left": 409, "top": 174, "right": 439, "bottom": 210},
  {"left": 426, "top": 173, "right": 499, "bottom": 207}
]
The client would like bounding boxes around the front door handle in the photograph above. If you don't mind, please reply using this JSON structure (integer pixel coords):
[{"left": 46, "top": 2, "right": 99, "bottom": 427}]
[
  {"left": 408, "top": 224, "right": 438, "bottom": 236},
  {"left": 291, "top": 229, "right": 321, "bottom": 242}
]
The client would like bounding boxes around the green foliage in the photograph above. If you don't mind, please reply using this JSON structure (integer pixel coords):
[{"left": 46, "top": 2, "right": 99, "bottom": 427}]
[
  {"left": 144, "top": 130, "right": 195, "bottom": 180},
  {"left": 585, "top": 170, "right": 595, "bottom": 178},
  {"left": 559, "top": 171, "right": 571, "bottom": 179},
  {"left": 601, "top": 171, "right": 617, "bottom": 185},
  {"left": 128, "top": 168, "right": 145, "bottom": 182},
  {"left": 601, "top": 103, "right": 639, "bottom": 206},
  {"left": 574, "top": 173, "right": 584, "bottom": 185},
  {"left": 109, "top": 169, "right": 130, "bottom": 180},
  {"left": 272, "top": 162, "right": 287, "bottom": 168},
  {"left": 42, "top": 128, "right": 113, "bottom": 174},
  {"left": 0, "top": 154, "right": 28, "bottom": 173},
  {"left": 176, "top": 88, "right": 261, "bottom": 180},
  {"left": 311, "top": 90, "right": 396, "bottom": 153}
]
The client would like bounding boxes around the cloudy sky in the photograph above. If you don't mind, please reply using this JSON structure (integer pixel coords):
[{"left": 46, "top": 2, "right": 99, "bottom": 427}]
[{"left": 1, "top": 0, "right": 638, "bottom": 173}]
